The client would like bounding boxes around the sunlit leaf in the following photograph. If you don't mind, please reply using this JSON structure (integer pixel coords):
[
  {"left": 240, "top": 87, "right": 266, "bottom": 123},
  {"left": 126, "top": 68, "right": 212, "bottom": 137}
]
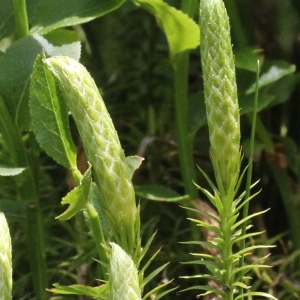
[
  {"left": 133, "top": 0, "right": 200, "bottom": 59},
  {"left": 0, "top": 166, "right": 25, "bottom": 176},
  {"left": 246, "top": 60, "right": 296, "bottom": 94},
  {"left": 30, "top": 52, "right": 77, "bottom": 170},
  {"left": 56, "top": 164, "right": 92, "bottom": 220},
  {"left": 30, "top": 0, "right": 126, "bottom": 34},
  {"left": 135, "top": 184, "right": 189, "bottom": 202}
]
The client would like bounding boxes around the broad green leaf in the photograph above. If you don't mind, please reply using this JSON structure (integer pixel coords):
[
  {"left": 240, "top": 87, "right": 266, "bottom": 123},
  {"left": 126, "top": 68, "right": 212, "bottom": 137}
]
[
  {"left": 56, "top": 164, "right": 92, "bottom": 220},
  {"left": 30, "top": 0, "right": 126, "bottom": 34},
  {"left": 0, "top": 166, "right": 25, "bottom": 176},
  {"left": 266, "top": 72, "right": 300, "bottom": 107},
  {"left": 246, "top": 60, "right": 296, "bottom": 94},
  {"left": 0, "top": 33, "right": 81, "bottom": 131},
  {"left": 134, "top": 184, "right": 189, "bottom": 202},
  {"left": 133, "top": 0, "right": 200, "bottom": 59},
  {"left": 0, "top": 0, "right": 14, "bottom": 39},
  {"left": 0, "top": 36, "right": 44, "bottom": 129},
  {"left": 49, "top": 282, "right": 109, "bottom": 296},
  {"left": 33, "top": 30, "right": 81, "bottom": 61},
  {"left": 235, "top": 47, "right": 264, "bottom": 72},
  {"left": 30, "top": 52, "right": 77, "bottom": 170},
  {"left": 239, "top": 94, "right": 275, "bottom": 114}
]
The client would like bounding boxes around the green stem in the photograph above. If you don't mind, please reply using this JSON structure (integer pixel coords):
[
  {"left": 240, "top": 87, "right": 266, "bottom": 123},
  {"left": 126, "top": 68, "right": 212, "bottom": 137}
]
[
  {"left": 251, "top": 115, "right": 274, "bottom": 153},
  {"left": 169, "top": 0, "right": 199, "bottom": 201},
  {"left": 12, "top": 0, "right": 29, "bottom": 39},
  {"left": 173, "top": 52, "right": 198, "bottom": 200},
  {"left": 85, "top": 202, "right": 109, "bottom": 280},
  {"left": 224, "top": 0, "right": 248, "bottom": 48},
  {"left": 0, "top": 95, "right": 48, "bottom": 299},
  {"left": 27, "top": 202, "right": 48, "bottom": 299},
  {"left": 239, "top": 61, "right": 260, "bottom": 298}
]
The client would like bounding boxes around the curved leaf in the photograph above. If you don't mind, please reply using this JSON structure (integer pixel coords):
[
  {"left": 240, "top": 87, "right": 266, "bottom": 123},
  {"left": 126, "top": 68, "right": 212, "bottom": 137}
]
[
  {"left": 133, "top": 0, "right": 200, "bottom": 59},
  {"left": 246, "top": 60, "right": 296, "bottom": 94},
  {"left": 0, "top": 166, "right": 25, "bottom": 176},
  {"left": 30, "top": 52, "right": 77, "bottom": 170},
  {"left": 30, "top": 0, "right": 126, "bottom": 34},
  {"left": 56, "top": 164, "right": 92, "bottom": 220}
]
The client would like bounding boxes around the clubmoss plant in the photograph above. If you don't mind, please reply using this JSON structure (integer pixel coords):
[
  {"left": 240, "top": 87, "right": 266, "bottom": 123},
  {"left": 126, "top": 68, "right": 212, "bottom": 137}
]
[
  {"left": 0, "top": 213, "right": 12, "bottom": 300},
  {"left": 181, "top": 1, "right": 277, "bottom": 299},
  {"left": 109, "top": 243, "right": 141, "bottom": 300},
  {"left": 200, "top": 0, "right": 241, "bottom": 195},
  {"left": 45, "top": 56, "right": 139, "bottom": 256},
  {"left": 31, "top": 55, "right": 175, "bottom": 299}
]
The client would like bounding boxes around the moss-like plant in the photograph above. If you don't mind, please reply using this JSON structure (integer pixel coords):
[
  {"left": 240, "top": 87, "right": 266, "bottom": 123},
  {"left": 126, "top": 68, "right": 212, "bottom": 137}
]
[
  {"left": 0, "top": 213, "right": 12, "bottom": 300},
  {"left": 180, "top": 0, "right": 277, "bottom": 299}
]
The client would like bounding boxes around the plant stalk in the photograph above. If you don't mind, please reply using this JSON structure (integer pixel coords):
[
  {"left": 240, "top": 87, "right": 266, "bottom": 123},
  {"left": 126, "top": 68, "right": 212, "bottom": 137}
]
[
  {"left": 239, "top": 61, "right": 260, "bottom": 298},
  {"left": 171, "top": 0, "right": 199, "bottom": 201},
  {"left": 85, "top": 202, "right": 109, "bottom": 280},
  {"left": 0, "top": 95, "right": 48, "bottom": 299},
  {"left": 224, "top": 0, "right": 248, "bottom": 48},
  {"left": 12, "top": 0, "right": 29, "bottom": 39},
  {"left": 173, "top": 52, "right": 198, "bottom": 200}
]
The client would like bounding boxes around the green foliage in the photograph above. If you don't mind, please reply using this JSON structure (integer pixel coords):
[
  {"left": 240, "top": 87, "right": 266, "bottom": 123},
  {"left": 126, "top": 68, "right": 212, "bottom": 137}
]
[
  {"left": 0, "top": 0, "right": 300, "bottom": 299},
  {"left": 0, "top": 0, "right": 127, "bottom": 39},
  {"left": 0, "top": 213, "right": 12, "bottom": 300},
  {"left": 30, "top": 52, "right": 78, "bottom": 170},
  {"left": 133, "top": 0, "right": 200, "bottom": 60}
]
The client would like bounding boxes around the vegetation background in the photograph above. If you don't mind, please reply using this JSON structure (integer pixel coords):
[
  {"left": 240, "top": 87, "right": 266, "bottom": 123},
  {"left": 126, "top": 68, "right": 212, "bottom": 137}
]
[{"left": 1, "top": 0, "right": 300, "bottom": 299}]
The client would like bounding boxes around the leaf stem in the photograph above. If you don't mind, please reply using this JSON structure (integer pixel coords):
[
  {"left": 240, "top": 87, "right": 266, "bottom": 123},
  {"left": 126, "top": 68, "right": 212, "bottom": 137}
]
[
  {"left": 173, "top": 52, "right": 198, "bottom": 200},
  {"left": 27, "top": 201, "right": 48, "bottom": 299},
  {"left": 0, "top": 95, "right": 48, "bottom": 299},
  {"left": 85, "top": 202, "right": 109, "bottom": 280},
  {"left": 239, "top": 61, "right": 260, "bottom": 298},
  {"left": 224, "top": 0, "right": 248, "bottom": 48},
  {"left": 169, "top": 0, "right": 199, "bottom": 201},
  {"left": 12, "top": 0, "right": 29, "bottom": 39}
]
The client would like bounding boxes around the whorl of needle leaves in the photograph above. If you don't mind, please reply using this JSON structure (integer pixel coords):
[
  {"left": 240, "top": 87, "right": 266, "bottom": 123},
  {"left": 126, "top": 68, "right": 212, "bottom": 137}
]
[
  {"left": 0, "top": 213, "right": 12, "bottom": 300},
  {"left": 200, "top": 0, "right": 241, "bottom": 192}
]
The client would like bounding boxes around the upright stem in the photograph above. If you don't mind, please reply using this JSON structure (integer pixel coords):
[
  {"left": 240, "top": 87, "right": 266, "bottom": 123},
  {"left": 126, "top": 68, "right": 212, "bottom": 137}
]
[
  {"left": 85, "top": 202, "right": 109, "bottom": 280},
  {"left": 12, "top": 0, "right": 29, "bottom": 39},
  {"left": 224, "top": 0, "right": 248, "bottom": 48},
  {"left": 173, "top": 52, "right": 198, "bottom": 200},
  {"left": 238, "top": 62, "right": 259, "bottom": 299},
  {"left": 0, "top": 96, "right": 48, "bottom": 299},
  {"left": 171, "top": 0, "right": 199, "bottom": 200},
  {"left": 27, "top": 201, "right": 48, "bottom": 299}
]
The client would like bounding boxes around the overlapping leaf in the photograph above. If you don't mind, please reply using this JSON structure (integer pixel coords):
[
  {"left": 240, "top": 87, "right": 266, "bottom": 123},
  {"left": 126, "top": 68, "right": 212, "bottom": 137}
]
[{"left": 29, "top": 52, "right": 77, "bottom": 170}]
